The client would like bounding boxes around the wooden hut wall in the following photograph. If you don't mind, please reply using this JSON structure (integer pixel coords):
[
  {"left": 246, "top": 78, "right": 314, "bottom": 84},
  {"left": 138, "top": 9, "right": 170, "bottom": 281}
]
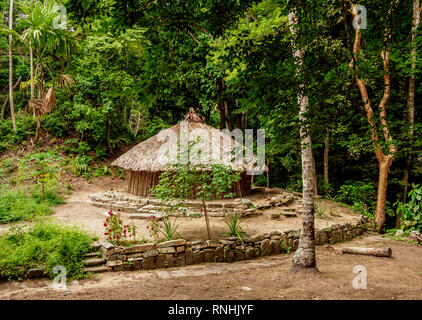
[
  {"left": 128, "top": 170, "right": 252, "bottom": 198},
  {"left": 128, "top": 170, "right": 162, "bottom": 196}
]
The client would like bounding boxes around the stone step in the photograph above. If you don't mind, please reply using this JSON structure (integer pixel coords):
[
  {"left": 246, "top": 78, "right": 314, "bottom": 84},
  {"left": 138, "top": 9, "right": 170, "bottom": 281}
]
[
  {"left": 129, "top": 213, "right": 164, "bottom": 220},
  {"left": 281, "top": 212, "right": 297, "bottom": 218},
  {"left": 83, "top": 266, "right": 111, "bottom": 274},
  {"left": 84, "top": 258, "right": 106, "bottom": 267},
  {"left": 84, "top": 252, "right": 99, "bottom": 258}
]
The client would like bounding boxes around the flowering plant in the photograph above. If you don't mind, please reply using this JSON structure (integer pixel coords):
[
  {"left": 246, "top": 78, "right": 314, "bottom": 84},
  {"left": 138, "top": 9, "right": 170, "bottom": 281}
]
[
  {"left": 147, "top": 215, "right": 160, "bottom": 242},
  {"left": 103, "top": 210, "right": 137, "bottom": 245}
]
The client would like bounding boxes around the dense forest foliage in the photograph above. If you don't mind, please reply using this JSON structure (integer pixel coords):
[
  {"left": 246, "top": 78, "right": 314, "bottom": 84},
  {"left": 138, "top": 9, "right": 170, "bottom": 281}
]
[{"left": 0, "top": 0, "right": 420, "bottom": 231}]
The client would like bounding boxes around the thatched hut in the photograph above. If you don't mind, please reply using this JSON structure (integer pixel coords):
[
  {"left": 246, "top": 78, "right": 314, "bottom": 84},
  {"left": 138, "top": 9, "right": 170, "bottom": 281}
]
[{"left": 112, "top": 108, "right": 263, "bottom": 198}]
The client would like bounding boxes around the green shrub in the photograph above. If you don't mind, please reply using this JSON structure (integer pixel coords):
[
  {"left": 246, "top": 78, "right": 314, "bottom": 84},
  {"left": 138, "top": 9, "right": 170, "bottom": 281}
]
[
  {"left": 0, "top": 221, "right": 94, "bottom": 280},
  {"left": 30, "top": 189, "right": 64, "bottom": 206},
  {"left": 395, "top": 184, "right": 422, "bottom": 233},
  {"left": 335, "top": 180, "right": 376, "bottom": 216},
  {"left": 0, "top": 189, "right": 53, "bottom": 223}
]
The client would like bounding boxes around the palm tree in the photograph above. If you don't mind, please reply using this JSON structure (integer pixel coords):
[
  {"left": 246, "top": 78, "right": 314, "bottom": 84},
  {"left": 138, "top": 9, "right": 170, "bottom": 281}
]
[
  {"left": 288, "top": 4, "right": 318, "bottom": 273},
  {"left": 17, "top": 0, "right": 75, "bottom": 139},
  {"left": 8, "top": 0, "right": 16, "bottom": 131}
]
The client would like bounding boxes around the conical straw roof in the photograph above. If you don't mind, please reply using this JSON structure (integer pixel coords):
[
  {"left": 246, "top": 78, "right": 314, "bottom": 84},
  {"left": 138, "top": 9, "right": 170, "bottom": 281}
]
[{"left": 112, "top": 108, "right": 264, "bottom": 172}]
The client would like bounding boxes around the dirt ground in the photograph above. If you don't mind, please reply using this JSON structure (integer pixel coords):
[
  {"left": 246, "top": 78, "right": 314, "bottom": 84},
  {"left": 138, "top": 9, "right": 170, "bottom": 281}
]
[
  {"left": 13, "top": 176, "right": 361, "bottom": 242},
  {"left": 0, "top": 234, "right": 421, "bottom": 300}
]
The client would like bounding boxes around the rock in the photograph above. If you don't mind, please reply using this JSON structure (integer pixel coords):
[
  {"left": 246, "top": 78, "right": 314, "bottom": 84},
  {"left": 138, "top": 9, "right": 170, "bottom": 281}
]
[
  {"left": 142, "top": 257, "right": 155, "bottom": 270},
  {"left": 245, "top": 248, "right": 255, "bottom": 260},
  {"left": 185, "top": 248, "right": 193, "bottom": 265},
  {"left": 121, "top": 243, "right": 156, "bottom": 255},
  {"left": 165, "top": 254, "right": 175, "bottom": 268},
  {"left": 235, "top": 250, "right": 245, "bottom": 261},
  {"left": 158, "top": 247, "right": 176, "bottom": 254},
  {"left": 129, "top": 213, "right": 163, "bottom": 220},
  {"left": 395, "top": 230, "right": 404, "bottom": 237},
  {"left": 84, "top": 258, "right": 106, "bottom": 267},
  {"left": 261, "top": 239, "right": 270, "bottom": 256},
  {"left": 410, "top": 230, "right": 422, "bottom": 243},
  {"left": 193, "top": 252, "right": 204, "bottom": 264},
  {"left": 225, "top": 250, "right": 235, "bottom": 263},
  {"left": 27, "top": 268, "right": 44, "bottom": 279},
  {"left": 143, "top": 249, "right": 159, "bottom": 258},
  {"left": 241, "top": 286, "right": 253, "bottom": 292},
  {"left": 219, "top": 240, "right": 236, "bottom": 247},
  {"left": 106, "top": 260, "right": 123, "bottom": 268},
  {"left": 207, "top": 203, "right": 223, "bottom": 208},
  {"left": 131, "top": 259, "right": 143, "bottom": 270},
  {"left": 85, "top": 252, "right": 99, "bottom": 258},
  {"left": 206, "top": 240, "right": 219, "bottom": 248},
  {"left": 203, "top": 249, "right": 215, "bottom": 262},
  {"left": 174, "top": 256, "right": 186, "bottom": 267},
  {"left": 271, "top": 213, "right": 280, "bottom": 220},
  {"left": 176, "top": 246, "right": 185, "bottom": 254},
  {"left": 99, "top": 241, "right": 114, "bottom": 250},
  {"left": 156, "top": 254, "right": 165, "bottom": 269},
  {"left": 215, "top": 247, "right": 224, "bottom": 262},
  {"left": 250, "top": 234, "right": 264, "bottom": 242},
  {"left": 83, "top": 266, "right": 111, "bottom": 273},
  {"left": 273, "top": 239, "right": 281, "bottom": 254},
  {"left": 157, "top": 239, "right": 186, "bottom": 248}
]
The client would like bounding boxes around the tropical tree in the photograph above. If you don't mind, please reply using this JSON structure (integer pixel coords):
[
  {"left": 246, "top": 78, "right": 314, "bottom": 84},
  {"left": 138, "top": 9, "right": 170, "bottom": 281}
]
[
  {"left": 18, "top": 0, "right": 75, "bottom": 139},
  {"left": 8, "top": 0, "right": 16, "bottom": 131},
  {"left": 288, "top": 2, "right": 317, "bottom": 273}
]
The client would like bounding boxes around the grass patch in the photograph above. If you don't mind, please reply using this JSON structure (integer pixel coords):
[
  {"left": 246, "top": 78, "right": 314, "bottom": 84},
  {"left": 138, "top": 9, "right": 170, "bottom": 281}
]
[
  {"left": 0, "top": 188, "right": 63, "bottom": 224},
  {"left": 0, "top": 220, "right": 95, "bottom": 280}
]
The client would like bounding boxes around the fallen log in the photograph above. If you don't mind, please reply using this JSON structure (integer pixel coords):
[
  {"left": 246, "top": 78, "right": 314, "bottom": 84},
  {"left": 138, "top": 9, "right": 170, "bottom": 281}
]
[{"left": 341, "top": 247, "right": 392, "bottom": 257}]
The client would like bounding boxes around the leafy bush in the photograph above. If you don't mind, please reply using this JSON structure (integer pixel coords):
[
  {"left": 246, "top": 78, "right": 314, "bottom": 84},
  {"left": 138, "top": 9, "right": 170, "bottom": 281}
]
[
  {"left": 335, "top": 181, "right": 376, "bottom": 205},
  {"left": 334, "top": 180, "right": 376, "bottom": 216},
  {"left": 69, "top": 155, "right": 92, "bottom": 177},
  {"left": 0, "top": 221, "right": 94, "bottom": 280},
  {"left": 0, "top": 189, "right": 55, "bottom": 223},
  {"left": 0, "top": 116, "right": 36, "bottom": 153},
  {"left": 395, "top": 184, "right": 422, "bottom": 233}
]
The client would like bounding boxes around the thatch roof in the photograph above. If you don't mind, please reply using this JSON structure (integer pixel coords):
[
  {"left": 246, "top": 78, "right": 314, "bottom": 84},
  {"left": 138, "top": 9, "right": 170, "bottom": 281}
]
[{"left": 112, "top": 108, "right": 266, "bottom": 173}]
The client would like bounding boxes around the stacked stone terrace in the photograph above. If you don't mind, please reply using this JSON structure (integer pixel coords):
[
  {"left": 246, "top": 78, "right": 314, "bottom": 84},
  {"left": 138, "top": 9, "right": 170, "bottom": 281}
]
[{"left": 87, "top": 189, "right": 299, "bottom": 220}]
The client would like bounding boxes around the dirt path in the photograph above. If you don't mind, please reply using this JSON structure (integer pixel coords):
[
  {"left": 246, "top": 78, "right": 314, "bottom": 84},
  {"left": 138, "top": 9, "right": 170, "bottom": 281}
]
[{"left": 1, "top": 234, "right": 421, "bottom": 300}]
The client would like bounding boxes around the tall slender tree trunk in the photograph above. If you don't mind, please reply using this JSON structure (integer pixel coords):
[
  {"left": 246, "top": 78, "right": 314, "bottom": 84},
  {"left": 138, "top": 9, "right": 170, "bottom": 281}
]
[
  {"left": 398, "top": 0, "right": 420, "bottom": 227},
  {"left": 8, "top": 0, "right": 16, "bottom": 131},
  {"left": 288, "top": 5, "right": 317, "bottom": 272},
  {"left": 311, "top": 148, "right": 318, "bottom": 196},
  {"left": 349, "top": 3, "right": 397, "bottom": 232},
  {"left": 324, "top": 127, "right": 330, "bottom": 191},
  {"left": 30, "top": 45, "right": 34, "bottom": 100}
]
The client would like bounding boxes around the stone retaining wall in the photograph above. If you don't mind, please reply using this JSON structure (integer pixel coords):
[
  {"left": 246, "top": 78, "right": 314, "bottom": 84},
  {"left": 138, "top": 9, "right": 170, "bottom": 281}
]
[
  {"left": 88, "top": 190, "right": 297, "bottom": 220},
  {"left": 84, "top": 215, "right": 373, "bottom": 274}
]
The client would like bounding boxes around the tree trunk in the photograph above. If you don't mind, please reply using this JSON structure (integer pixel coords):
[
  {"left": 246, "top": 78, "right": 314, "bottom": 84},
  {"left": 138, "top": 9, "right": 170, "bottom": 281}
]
[
  {"left": 324, "top": 127, "right": 329, "bottom": 191},
  {"left": 216, "top": 79, "right": 225, "bottom": 129},
  {"left": 349, "top": 3, "right": 397, "bottom": 232},
  {"left": 311, "top": 147, "right": 318, "bottom": 196},
  {"left": 341, "top": 246, "right": 392, "bottom": 257},
  {"left": 8, "top": 0, "right": 16, "bottom": 131},
  {"left": 398, "top": 0, "right": 419, "bottom": 227},
  {"left": 376, "top": 156, "right": 393, "bottom": 230},
  {"left": 30, "top": 45, "right": 34, "bottom": 101},
  {"left": 1, "top": 76, "right": 20, "bottom": 120},
  {"left": 288, "top": 6, "right": 317, "bottom": 272},
  {"left": 202, "top": 198, "right": 211, "bottom": 240}
]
